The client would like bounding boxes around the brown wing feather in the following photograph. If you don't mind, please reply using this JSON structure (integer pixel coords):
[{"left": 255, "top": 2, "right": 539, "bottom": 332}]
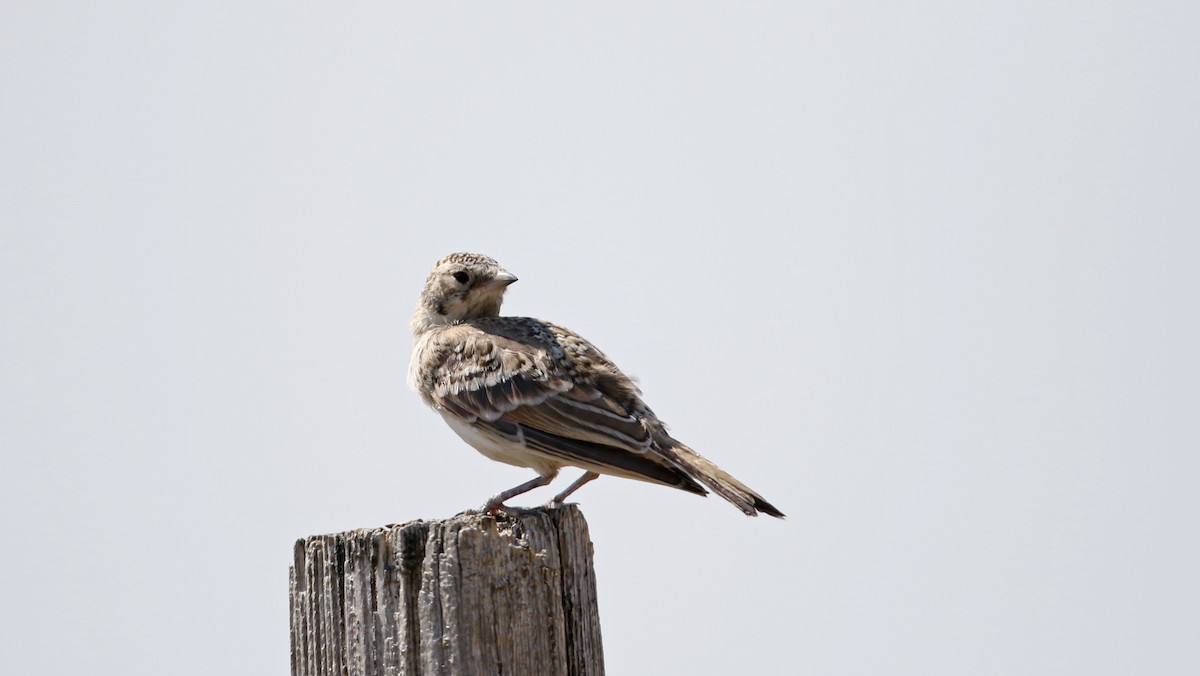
[{"left": 427, "top": 324, "right": 705, "bottom": 492}]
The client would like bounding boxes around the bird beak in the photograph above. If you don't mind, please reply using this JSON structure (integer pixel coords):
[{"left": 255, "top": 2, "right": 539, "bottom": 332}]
[{"left": 491, "top": 270, "right": 518, "bottom": 287}]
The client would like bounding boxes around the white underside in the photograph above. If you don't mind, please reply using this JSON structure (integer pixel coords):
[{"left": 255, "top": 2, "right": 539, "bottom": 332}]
[
  {"left": 442, "top": 413, "right": 564, "bottom": 477},
  {"left": 440, "top": 410, "right": 680, "bottom": 486}
]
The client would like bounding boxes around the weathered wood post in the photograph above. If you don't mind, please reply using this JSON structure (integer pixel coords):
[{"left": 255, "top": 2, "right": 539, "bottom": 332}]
[{"left": 289, "top": 505, "right": 604, "bottom": 676}]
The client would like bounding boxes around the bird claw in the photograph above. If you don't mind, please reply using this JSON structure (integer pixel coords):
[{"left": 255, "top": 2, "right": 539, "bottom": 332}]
[{"left": 479, "top": 501, "right": 523, "bottom": 518}]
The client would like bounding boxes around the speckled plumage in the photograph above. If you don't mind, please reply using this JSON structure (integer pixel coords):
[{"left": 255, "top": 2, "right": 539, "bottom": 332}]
[{"left": 408, "top": 252, "right": 784, "bottom": 517}]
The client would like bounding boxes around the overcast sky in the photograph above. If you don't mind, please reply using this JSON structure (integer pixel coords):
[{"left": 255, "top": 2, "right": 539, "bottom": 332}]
[{"left": 2, "top": 3, "right": 1197, "bottom": 674}]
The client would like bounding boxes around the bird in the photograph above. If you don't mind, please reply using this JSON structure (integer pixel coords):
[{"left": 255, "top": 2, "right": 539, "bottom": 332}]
[{"left": 408, "top": 252, "right": 784, "bottom": 518}]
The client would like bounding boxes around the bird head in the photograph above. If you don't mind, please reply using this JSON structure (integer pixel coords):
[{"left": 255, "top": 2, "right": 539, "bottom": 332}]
[{"left": 411, "top": 252, "right": 518, "bottom": 334}]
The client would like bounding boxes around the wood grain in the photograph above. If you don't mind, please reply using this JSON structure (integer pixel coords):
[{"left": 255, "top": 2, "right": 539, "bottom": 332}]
[{"left": 290, "top": 506, "right": 604, "bottom": 676}]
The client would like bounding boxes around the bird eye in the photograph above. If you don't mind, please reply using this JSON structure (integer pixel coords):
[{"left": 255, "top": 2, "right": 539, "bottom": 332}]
[{"left": 452, "top": 270, "right": 470, "bottom": 284}]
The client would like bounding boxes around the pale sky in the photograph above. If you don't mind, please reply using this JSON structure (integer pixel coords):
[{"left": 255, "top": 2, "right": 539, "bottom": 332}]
[{"left": 2, "top": 3, "right": 1197, "bottom": 674}]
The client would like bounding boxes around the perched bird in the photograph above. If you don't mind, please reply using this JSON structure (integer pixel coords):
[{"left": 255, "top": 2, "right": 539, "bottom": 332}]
[{"left": 408, "top": 252, "right": 784, "bottom": 518}]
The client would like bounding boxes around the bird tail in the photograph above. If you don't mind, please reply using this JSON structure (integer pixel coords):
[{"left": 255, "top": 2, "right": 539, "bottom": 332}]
[{"left": 661, "top": 442, "right": 785, "bottom": 518}]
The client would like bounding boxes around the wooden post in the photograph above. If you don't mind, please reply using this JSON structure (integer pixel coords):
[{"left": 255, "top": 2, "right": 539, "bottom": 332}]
[{"left": 289, "top": 505, "right": 605, "bottom": 676}]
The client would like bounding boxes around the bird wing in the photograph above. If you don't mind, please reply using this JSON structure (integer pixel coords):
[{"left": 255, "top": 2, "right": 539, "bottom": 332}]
[{"left": 427, "top": 325, "right": 707, "bottom": 492}]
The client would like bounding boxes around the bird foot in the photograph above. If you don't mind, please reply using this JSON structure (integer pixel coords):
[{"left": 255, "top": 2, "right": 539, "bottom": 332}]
[{"left": 479, "top": 501, "right": 523, "bottom": 518}]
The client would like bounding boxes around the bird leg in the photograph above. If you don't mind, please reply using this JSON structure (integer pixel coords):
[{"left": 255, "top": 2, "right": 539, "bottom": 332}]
[
  {"left": 482, "top": 474, "right": 555, "bottom": 515},
  {"left": 545, "top": 471, "right": 600, "bottom": 509}
]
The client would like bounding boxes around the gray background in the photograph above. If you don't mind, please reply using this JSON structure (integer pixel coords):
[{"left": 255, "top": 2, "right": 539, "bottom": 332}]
[{"left": 2, "top": 2, "right": 1197, "bottom": 674}]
